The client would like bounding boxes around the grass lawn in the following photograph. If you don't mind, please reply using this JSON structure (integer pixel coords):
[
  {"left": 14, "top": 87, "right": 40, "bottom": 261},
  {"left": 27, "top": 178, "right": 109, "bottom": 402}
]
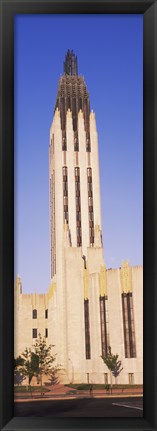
[
  {"left": 64, "top": 383, "right": 143, "bottom": 391},
  {"left": 14, "top": 386, "right": 50, "bottom": 392}
]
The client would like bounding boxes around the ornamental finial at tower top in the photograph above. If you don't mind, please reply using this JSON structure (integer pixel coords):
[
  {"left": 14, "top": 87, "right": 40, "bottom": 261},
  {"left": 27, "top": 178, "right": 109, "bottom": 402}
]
[{"left": 64, "top": 49, "right": 78, "bottom": 76}]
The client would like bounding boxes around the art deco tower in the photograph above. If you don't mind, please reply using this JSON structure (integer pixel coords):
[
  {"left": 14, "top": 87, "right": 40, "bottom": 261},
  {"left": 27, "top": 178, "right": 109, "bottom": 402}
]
[
  {"left": 14, "top": 51, "right": 143, "bottom": 388},
  {"left": 49, "top": 50, "right": 105, "bottom": 379},
  {"left": 50, "top": 50, "right": 103, "bottom": 275}
]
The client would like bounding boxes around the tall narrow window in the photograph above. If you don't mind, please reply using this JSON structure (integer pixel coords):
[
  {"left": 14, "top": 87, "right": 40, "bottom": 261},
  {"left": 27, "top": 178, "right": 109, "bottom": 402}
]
[
  {"left": 86, "top": 131, "right": 91, "bottom": 152},
  {"left": 32, "top": 309, "right": 37, "bottom": 319},
  {"left": 84, "top": 299, "right": 91, "bottom": 359},
  {"left": 87, "top": 168, "right": 94, "bottom": 245},
  {"left": 63, "top": 166, "right": 68, "bottom": 224},
  {"left": 74, "top": 130, "right": 79, "bottom": 151},
  {"left": 45, "top": 309, "right": 48, "bottom": 319},
  {"left": 32, "top": 328, "right": 37, "bottom": 338},
  {"left": 100, "top": 296, "right": 108, "bottom": 357},
  {"left": 45, "top": 328, "right": 48, "bottom": 338},
  {"left": 60, "top": 92, "right": 67, "bottom": 150},
  {"left": 122, "top": 292, "right": 136, "bottom": 358},
  {"left": 62, "top": 131, "right": 67, "bottom": 151},
  {"left": 75, "top": 167, "right": 82, "bottom": 246},
  {"left": 50, "top": 171, "right": 56, "bottom": 278}
]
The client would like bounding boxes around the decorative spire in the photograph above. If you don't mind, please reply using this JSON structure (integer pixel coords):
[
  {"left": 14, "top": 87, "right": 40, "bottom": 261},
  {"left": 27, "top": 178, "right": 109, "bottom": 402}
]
[
  {"left": 55, "top": 51, "right": 91, "bottom": 150},
  {"left": 64, "top": 49, "right": 78, "bottom": 76}
]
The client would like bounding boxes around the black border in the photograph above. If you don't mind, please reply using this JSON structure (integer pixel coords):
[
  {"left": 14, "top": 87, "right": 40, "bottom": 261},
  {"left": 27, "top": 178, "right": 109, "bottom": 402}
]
[{"left": 0, "top": 1, "right": 157, "bottom": 430}]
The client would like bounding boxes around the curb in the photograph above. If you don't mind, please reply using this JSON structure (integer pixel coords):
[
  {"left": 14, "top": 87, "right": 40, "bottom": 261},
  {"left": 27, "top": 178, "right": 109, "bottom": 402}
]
[{"left": 14, "top": 394, "right": 143, "bottom": 403}]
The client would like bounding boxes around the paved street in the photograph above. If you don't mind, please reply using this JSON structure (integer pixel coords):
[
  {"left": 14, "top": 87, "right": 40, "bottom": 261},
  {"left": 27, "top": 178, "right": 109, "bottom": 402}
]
[{"left": 14, "top": 396, "right": 143, "bottom": 417}]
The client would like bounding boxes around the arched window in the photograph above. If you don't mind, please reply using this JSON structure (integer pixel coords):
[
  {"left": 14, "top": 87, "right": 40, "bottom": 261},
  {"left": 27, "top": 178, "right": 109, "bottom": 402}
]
[{"left": 32, "top": 309, "right": 37, "bottom": 319}]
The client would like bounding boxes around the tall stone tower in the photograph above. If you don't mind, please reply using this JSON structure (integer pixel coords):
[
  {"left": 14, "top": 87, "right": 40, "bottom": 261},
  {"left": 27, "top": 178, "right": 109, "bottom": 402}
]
[
  {"left": 50, "top": 50, "right": 103, "bottom": 269},
  {"left": 14, "top": 51, "right": 143, "bottom": 387},
  {"left": 49, "top": 50, "right": 106, "bottom": 382}
]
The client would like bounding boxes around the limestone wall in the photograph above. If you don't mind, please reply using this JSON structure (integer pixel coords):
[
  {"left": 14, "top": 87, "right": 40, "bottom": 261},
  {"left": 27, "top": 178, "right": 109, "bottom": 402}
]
[{"left": 14, "top": 261, "right": 143, "bottom": 385}]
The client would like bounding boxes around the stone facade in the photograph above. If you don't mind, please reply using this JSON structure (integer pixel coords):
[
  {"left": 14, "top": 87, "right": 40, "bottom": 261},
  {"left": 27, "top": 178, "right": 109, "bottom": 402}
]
[
  {"left": 14, "top": 261, "right": 143, "bottom": 385},
  {"left": 14, "top": 51, "right": 143, "bottom": 386}
]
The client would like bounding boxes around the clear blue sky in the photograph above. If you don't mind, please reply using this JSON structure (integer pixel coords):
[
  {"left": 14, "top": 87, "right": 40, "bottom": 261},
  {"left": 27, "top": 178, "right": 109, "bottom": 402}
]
[{"left": 14, "top": 14, "right": 143, "bottom": 293}]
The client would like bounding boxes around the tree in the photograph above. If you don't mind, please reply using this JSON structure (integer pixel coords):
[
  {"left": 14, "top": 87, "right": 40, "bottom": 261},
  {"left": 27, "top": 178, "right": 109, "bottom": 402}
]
[
  {"left": 14, "top": 348, "right": 39, "bottom": 394},
  {"left": 14, "top": 355, "right": 24, "bottom": 368},
  {"left": 14, "top": 334, "right": 60, "bottom": 393},
  {"left": 101, "top": 346, "right": 123, "bottom": 394},
  {"left": 14, "top": 356, "right": 25, "bottom": 386},
  {"left": 33, "top": 334, "right": 60, "bottom": 389}
]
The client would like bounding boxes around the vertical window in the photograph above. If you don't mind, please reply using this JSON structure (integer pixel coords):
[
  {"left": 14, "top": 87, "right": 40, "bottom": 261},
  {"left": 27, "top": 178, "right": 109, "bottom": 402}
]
[
  {"left": 127, "top": 293, "right": 136, "bottom": 358},
  {"left": 50, "top": 171, "right": 56, "bottom": 278},
  {"left": 84, "top": 299, "right": 91, "bottom": 359},
  {"left": 128, "top": 373, "right": 134, "bottom": 384},
  {"left": 122, "top": 293, "right": 130, "bottom": 357},
  {"left": 62, "top": 132, "right": 67, "bottom": 151},
  {"left": 122, "top": 293, "right": 136, "bottom": 358},
  {"left": 67, "top": 96, "right": 71, "bottom": 110},
  {"left": 75, "top": 167, "right": 82, "bottom": 246},
  {"left": 45, "top": 309, "right": 48, "bottom": 319},
  {"left": 86, "top": 131, "right": 91, "bottom": 152},
  {"left": 63, "top": 167, "right": 69, "bottom": 224},
  {"left": 74, "top": 131, "right": 79, "bottom": 151},
  {"left": 72, "top": 97, "right": 77, "bottom": 131},
  {"left": 61, "top": 93, "right": 66, "bottom": 150},
  {"left": 100, "top": 296, "right": 108, "bottom": 357},
  {"left": 45, "top": 328, "right": 48, "bottom": 338},
  {"left": 32, "top": 309, "right": 37, "bottom": 319},
  {"left": 87, "top": 168, "right": 94, "bottom": 245},
  {"left": 79, "top": 97, "right": 82, "bottom": 111},
  {"left": 32, "top": 328, "right": 37, "bottom": 338}
]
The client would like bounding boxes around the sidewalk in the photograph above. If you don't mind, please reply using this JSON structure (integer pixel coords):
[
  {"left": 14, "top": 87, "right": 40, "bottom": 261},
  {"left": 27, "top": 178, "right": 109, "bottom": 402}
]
[{"left": 14, "top": 384, "right": 143, "bottom": 402}]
